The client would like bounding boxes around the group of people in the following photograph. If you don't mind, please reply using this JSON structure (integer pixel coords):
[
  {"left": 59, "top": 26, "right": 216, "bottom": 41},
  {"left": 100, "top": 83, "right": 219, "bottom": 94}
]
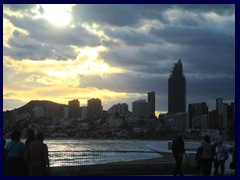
[
  {"left": 3, "top": 128, "right": 50, "bottom": 176},
  {"left": 171, "top": 134, "right": 234, "bottom": 176}
]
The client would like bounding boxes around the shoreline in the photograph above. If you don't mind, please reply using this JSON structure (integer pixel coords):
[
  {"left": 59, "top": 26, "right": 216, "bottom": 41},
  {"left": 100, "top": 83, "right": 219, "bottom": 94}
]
[{"left": 49, "top": 154, "right": 235, "bottom": 176}]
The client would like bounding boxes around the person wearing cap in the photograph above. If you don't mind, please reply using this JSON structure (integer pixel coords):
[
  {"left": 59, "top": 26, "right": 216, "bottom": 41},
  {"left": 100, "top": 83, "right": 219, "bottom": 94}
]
[
  {"left": 171, "top": 134, "right": 185, "bottom": 176},
  {"left": 25, "top": 131, "right": 50, "bottom": 176}
]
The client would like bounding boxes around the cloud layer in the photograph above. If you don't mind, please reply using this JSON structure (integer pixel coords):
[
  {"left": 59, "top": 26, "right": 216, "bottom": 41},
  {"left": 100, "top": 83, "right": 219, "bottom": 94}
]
[{"left": 3, "top": 4, "right": 235, "bottom": 113}]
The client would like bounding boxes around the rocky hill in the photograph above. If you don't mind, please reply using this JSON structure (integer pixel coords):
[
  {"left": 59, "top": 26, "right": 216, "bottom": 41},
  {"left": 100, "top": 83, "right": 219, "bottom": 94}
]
[{"left": 17, "top": 100, "right": 67, "bottom": 114}]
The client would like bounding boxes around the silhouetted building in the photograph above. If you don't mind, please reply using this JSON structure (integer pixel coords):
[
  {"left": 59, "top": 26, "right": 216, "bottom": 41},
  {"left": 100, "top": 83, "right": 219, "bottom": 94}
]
[
  {"left": 227, "top": 102, "right": 235, "bottom": 122},
  {"left": 216, "top": 98, "right": 227, "bottom": 129},
  {"left": 227, "top": 102, "right": 235, "bottom": 139},
  {"left": 63, "top": 107, "right": 68, "bottom": 119},
  {"left": 208, "top": 110, "right": 218, "bottom": 129},
  {"left": 192, "top": 115, "right": 208, "bottom": 129},
  {"left": 87, "top": 98, "right": 103, "bottom": 121},
  {"left": 168, "top": 59, "right": 186, "bottom": 114},
  {"left": 148, "top": 91, "right": 155, "bottom": 118},
  {"left": 188, "top": 102, "right": 208, "bottom": 129},
  {"left": 165, "top": 112, "right": 189, "bottom": 132},
  {"left": 215, "top": 98, "right": 235, "bottom": 140},
  {"left": 132, "top": 99, "right": 149, "bottom": 119},
  {"left": 68, "top": 99, "right": 80, "bottom": 119},
  {"left": 216, "top": 98, "right": 223, "bottom": 114},
  {"left": 80, "top": 106, "right": 88, "bottom": 120},
  {"left": 108, "top": 103, "right": 129, "bottom": 117}
]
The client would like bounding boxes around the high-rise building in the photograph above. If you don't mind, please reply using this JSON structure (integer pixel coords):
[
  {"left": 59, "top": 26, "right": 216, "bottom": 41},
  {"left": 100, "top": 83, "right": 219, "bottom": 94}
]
[
  {"left": 216, "top": 98, "right": 227, "bottom": 129},
  {"left": 168, "top": 59, "right": 186, "bottom": 113},
  {"left": 68, "top": 99, "right": 80, "bottom": 119},
  {"left": 87, "top": 98, "right": 103, "bottom": 121},
  {"left": 80, "top": 106, "right": 88, "bottom": 120},
  {"left": 148, "top": 91, "right": 155, "bottom": 118},
  {"left": 165, "top": 112, "right": 189, "bottom": 132},
  {"left": 108, "top": 103, "right": 129, "bottom": 117},
  {"left": 188, "top": 102, "right": 208, "bottom": 129},
  {"left": 132, "top": 99, "right": 149, "bottom": 119},
  {"left": 216, "top": 98, "right": 223, "bottom": 114}
]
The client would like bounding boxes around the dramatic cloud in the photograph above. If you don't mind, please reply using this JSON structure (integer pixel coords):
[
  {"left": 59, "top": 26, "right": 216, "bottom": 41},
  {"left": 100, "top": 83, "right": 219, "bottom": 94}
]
[{"left": 3, "top": 4, "right": 235, "bottom": 113}]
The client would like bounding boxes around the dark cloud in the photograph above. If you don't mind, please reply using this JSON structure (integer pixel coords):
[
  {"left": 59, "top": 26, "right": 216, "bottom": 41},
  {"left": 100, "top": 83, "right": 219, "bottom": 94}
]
[
  {"left": 80, "top": 73, "right": 166, "bottom": 94},
  {"left": 7, "top": 15, "right": 100, "bottom": 47},
  {"left": 187, "top": 76, "right": 235, "bottom": 109},
  {"left": 175, "top": 4, "right": 235, "bottom": 16},
  {"left": 72, "top": 4, "right": 234, "bottom": 27},
  {"left": 4, "top": 4, "right": 41, "bottom": 13},
  {"left": 4, "top": 30, "right": 78, "bottom": 60},
  {"left": 101, "top": 45, "right": 172, "bottom": 75},
  {"left": 79, "top": 72, "right": 170, "bottom": 111},
  {"left": 4, "top": 13, "right": 101, "bottom": 60},
  {"left": 3, "top": 4, "right": 235, "bottom": 111},
  {"left": 72, "top": 5, "right": 143, "bottom": 27},
  {"left": 104, "top": 27, "right": 163, "bottom": 46},
  {"left": 150, "top": 25, "right": 234, "bottom": 47}
]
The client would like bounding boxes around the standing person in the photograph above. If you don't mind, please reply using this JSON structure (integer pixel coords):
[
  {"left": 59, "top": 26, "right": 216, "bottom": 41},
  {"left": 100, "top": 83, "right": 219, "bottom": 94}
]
[
  {"left": 200, "top": 135, "right": 215, "bottom": 176},
  {"left": 25, "top": 128, "right": 36, "bottom": 150},
  {"left": 24, "top": 128, "right": 36, "bottom": 175},
  {"left": 25, "top": 131, "right": 50, "bottom": 176},
  {"left": 195, "top": 142, "right": 204, "bottom": 175},
  {"left": 171, "top": 134, "right": 185, "bottom": 176},
  {"left": 214, "top": 140, "right": 228, "bottom": 175},
  {"left": 3, "top": 139, "right": 7, "bottom": 175},
  {"left": 230, "top": 144, "right": 235, "bottom": 170},
  {"left": 5, "top": 129, "right": 26, "bottom": 176},
  {"left": 212, "top": 141, "right": 219, "bottom": 175}
]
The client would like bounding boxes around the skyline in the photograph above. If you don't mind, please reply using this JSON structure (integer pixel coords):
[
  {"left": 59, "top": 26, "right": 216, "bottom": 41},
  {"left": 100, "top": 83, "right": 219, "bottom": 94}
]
[{"left": 3, "top": 4, "right": 235, "bottom": 114}]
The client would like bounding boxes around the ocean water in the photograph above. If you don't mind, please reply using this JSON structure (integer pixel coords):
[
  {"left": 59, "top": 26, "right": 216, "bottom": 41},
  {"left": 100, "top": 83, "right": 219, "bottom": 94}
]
[{"left": 45, "top": 139, "right": 164, "bottom": 167}]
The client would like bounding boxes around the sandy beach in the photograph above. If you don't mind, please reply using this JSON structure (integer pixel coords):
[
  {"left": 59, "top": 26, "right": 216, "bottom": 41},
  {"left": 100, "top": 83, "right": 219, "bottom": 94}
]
[
  {"left": 50, "top": 152, "right": 235, "bottom": 176},
  {"left": 50, "top": 153, "right": 188, "bottom": 176}
]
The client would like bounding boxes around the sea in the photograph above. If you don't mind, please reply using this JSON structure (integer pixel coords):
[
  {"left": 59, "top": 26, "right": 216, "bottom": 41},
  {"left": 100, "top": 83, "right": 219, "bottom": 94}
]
[
  {"left": 5, "top": 138, "right": 235, "bottom": 175},
  {"left": 5, "top": 139, "right": 164, "bottom": 167},
  {"left": 46, "top": 139, "right": 164, "bottom": 167}
]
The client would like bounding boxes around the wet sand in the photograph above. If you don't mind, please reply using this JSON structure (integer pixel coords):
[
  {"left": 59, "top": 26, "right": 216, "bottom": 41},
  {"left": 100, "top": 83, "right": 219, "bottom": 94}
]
[
  {"left": 50, "top": 153, "right": 235, "bottom": 176},
  {"left": 50, "top": 153, "right": 180, "bottom": 176}
]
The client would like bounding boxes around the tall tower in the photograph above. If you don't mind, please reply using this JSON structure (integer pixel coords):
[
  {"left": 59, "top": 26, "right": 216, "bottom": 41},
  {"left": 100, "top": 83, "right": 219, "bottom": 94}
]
[
  {"left": 148, "top": 91, "right": 155, "bottom": 118},
  {"left": 168, "top": 59, "right": 186, "bottom": 114}
]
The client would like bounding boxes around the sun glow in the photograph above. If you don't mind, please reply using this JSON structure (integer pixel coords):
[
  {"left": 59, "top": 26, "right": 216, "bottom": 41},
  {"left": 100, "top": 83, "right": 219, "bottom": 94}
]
[{"left": 41, "top": 4, "right": 74, "bottom": 26}]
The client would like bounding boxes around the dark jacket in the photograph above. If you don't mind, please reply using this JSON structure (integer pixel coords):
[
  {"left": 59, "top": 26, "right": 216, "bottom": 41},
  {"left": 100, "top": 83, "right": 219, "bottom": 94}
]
[{"left": 172, "top": 137, "right": 185, "bottom": 155}]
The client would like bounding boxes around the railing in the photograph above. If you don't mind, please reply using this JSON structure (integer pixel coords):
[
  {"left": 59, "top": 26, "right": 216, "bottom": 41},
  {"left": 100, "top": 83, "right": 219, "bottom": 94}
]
[{"left": 49, "top": 150, "right": 161, "bottom": 167}]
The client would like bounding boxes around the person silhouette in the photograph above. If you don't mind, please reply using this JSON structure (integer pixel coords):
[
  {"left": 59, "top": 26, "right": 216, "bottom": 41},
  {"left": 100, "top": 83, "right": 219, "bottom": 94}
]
[
  {"left": 171, "top": 134, "right": 185, "bottom": 176},
  {"left": 214, "top": 140, "right": 228, "bottom": 175},
  {"left": 3, "top": 138, "right": 7, "bottom": 175},
  {"left": 5, "top": 129, "right": 26, "bottom": 176},
  {"left": 25, "top": 131, "right": 50, "bottom": 176},
  {"left": 24, "top": 128, "right": 36, "bottom": 175},
  {"left": 200, "top": 135, "right": 215, "bottom": 176},
  {"left": 25, "top": 128, "right": 36, "bottom": 150}
]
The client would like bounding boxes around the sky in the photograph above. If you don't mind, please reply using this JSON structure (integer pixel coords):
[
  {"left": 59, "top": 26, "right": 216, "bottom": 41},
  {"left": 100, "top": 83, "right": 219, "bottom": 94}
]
[{"left": 3, "top": 4, "right": 235, "bottom": 115}]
